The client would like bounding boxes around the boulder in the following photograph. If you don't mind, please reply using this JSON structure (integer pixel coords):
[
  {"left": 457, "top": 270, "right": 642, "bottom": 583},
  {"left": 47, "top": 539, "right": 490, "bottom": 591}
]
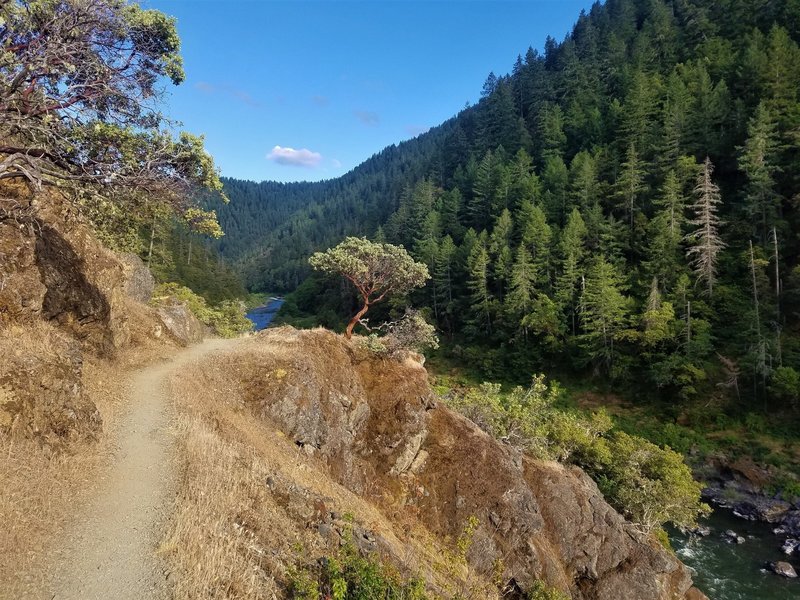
[
  {"left": 156, "top": 302, "right": 205, "bottom": 346},
  {"left": 721, "top": 530, "right": 745, "bottom": 544},
  {"left": 768, "top": 561, "right": 797, "bottom": 578},
  {"left": 782, "top": 539, "right": 799, "bottom": 556}
]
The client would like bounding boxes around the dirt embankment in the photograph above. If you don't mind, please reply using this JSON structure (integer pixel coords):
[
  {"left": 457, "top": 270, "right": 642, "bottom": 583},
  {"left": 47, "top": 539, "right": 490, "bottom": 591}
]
[
  {"left": 166, "top": 326, "right": 707, "bottom": 600},
  {"left": 0, "top": 181, "right": 203, "bottom": 592}
]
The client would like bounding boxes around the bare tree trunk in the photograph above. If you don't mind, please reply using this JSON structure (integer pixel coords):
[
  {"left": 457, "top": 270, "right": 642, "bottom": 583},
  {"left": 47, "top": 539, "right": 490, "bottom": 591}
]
[
  {"left": 686, "top": 301, "right": 692, "bottom": 348},
  {"left": 146, "top": 212, "right": 156, "bottom": 269},
  {"left": 187, "top": 236, "right": 192, "bottom": 266},
  {"left": 345, "top": 301, "right": 370, "bottom": 339},
  {"left": 773, "top": 227, "right": 782, "bottom": 366}
]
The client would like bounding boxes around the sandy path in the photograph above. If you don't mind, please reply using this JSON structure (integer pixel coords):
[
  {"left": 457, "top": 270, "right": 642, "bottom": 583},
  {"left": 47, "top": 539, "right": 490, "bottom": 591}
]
[{"left": 44, "top": 337, "right": 238, "bottom": 600}]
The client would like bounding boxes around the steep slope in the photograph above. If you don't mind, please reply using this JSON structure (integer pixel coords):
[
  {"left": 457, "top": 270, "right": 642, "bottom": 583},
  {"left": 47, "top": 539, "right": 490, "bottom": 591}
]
[{"left": 164, "top": 326, "right": 707, "bottom": 599}]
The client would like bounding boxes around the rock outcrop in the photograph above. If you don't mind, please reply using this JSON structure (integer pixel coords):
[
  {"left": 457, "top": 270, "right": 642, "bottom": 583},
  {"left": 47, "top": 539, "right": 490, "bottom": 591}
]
[
  {"left": 207, "top": 327, "right": 705, "bottom": 600},
  {"left": 155, "top": 302, "right": 206, "bottom": 346},
  {"left": 0, "top": 182, "right": 172, "bottom": 444},
  {"left": 0, "top": 183, "right": 129, "bottom": 354}
]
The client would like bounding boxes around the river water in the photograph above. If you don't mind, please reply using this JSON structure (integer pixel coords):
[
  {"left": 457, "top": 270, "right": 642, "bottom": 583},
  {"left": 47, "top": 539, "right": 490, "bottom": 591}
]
[
  {"left": 670, "top": 508, "right": 799, "bottom": 599},
  {"left": 245, "top": 298, "right": 284, "bottom": 331}
]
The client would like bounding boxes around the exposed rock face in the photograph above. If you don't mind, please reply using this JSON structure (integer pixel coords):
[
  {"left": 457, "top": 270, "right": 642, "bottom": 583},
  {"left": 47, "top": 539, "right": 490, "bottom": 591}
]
[
  {"left": 0, "top": 182, "right": 168, "bottom": 444},
  {"left": 0, "top": 184, "right": 129, "bottom": 354},
  {"left": 119, "top": 253, "right": 155, "bottom": 304},
  {"left": 156, "top": 302, "right": 205, "bottom": 346},
  {"left": 215, "top": 327, "right": 704, "bottom": 600}
]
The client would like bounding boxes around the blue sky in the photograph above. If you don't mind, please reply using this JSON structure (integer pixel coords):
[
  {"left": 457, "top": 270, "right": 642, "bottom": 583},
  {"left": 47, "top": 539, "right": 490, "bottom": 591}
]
[{"left": 146, "top": 1, "right": 596, "bottom": 182}]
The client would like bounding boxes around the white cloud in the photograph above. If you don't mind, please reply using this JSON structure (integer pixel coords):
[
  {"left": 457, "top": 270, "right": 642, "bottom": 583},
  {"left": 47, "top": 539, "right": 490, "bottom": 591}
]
[
  {"left": 331, "top": 158, "right": 343, "bottom": 168},
  {"left": 267, "top": 146, "right": 323, "bottom": 168}
]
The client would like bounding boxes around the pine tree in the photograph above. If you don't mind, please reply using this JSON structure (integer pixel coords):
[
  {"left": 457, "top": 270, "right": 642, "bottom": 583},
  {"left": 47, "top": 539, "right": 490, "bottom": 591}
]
[
  {"left": 434, "top": 235, "right": 457, "bottom": 332},
  {"left": 685, "top": 157, "right": 725, "bottom": 297},
  {"left": 556, "top": 208, "right": 588, "bottom": 336},
  {"left": 616, "top": 142, "right": 646, "bottom": 229},
  {"left": 489, "top": 209, "right": 514, "bottom": 295},
  {"left": 467, "top": 240, "right": 493, "bottom": 335},
  {"left": 519, "top": 201, "right": 553, "bottom": 287},
  {"left": 580, "top": 256, "right": 630, "bottom": 374},
  {"left": 505, "top": 244, "right": 537, "bottom": 325},
  {"left": 738, "top": 102, "right": 782, "bottom": 243},
  {"left": 645, "top": 170, "right": 686, "bottom": 287}
]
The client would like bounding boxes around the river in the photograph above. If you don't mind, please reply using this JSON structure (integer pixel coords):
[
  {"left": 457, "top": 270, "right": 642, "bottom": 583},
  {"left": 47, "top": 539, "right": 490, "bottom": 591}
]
[
  {"left": 245, "top": 297, "right": 285, "bottom": 331},
  {"left": 670, "top": 508, "right": 798, "bottom": 599}
]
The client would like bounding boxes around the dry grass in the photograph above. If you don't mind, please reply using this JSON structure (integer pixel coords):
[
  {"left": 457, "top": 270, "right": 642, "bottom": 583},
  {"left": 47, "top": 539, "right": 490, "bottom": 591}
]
[
  {"left": 0, "top": 435, "right": 103, "bottom": 591},
  {"left": 0, "top": 314, "right": 174, "bottom": 595},
  {"left": 162, "top": 336, "right": 498, "bottom": 600}
]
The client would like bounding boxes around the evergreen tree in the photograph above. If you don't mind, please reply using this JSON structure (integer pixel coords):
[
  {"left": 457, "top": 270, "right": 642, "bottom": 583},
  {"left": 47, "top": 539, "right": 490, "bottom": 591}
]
[
  {"left": 738, "top": 102, "right": 782, "bottom": 243},
  {"left": 615, "top": 143, "right": 646, "bottom": 229},
  {"left": 467, "top": 238, "right": 493, "bottom": 335},
  {"left": 505, "top": 244, "right": 537, "bottom": 328},
  {"left": 580, "top": 256, "right": 630, "bottom": 375},
  {"left": 556, "top": 208, "right": 588, "bottom": 336}
]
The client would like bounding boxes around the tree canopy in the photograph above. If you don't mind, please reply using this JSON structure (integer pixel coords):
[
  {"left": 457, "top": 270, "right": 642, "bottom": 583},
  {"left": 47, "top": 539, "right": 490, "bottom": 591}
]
[
  {"left": 309, "top": 237, "right": 429, "bottom": 338},
  {"left": 0, "top": 0, "right": 224, "bottom": 233}
]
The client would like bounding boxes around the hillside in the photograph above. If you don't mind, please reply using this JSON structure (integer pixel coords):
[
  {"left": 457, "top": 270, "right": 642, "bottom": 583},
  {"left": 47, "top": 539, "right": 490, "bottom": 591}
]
[
  {"left": 0, "top": 179, "right": 708, "bottom": 599},
  {"left": 218, "top": 0, "right": 800, "bottom": 430}
]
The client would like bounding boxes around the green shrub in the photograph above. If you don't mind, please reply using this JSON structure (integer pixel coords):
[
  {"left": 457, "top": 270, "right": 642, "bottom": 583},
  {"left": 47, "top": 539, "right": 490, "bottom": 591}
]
[
  {"left": 289, "top": 530, "right": 428, "bottom": 600},
  {"left": 527, "top": 580, "right": 570, "bottom": 600},
  {"left": 444, "top": 376, "right": 708, "bottom": 534},
  {"left": 769, "top": 366, "right": 800, "bottom": 409},
  {"left": 152, "top": 283, "right": 252, "bottom": 338}
]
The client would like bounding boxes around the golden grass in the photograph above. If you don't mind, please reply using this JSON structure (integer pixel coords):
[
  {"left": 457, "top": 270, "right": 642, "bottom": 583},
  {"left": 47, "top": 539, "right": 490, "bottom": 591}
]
[
  {"left": 0, "top": 315, "right": 172, "bottom": 595},
  {"left": 0, "top": 435, "right": 102, "bottom": 592},
  {"left": 162, "top": 337, "right": 499, "bottom": 600}
]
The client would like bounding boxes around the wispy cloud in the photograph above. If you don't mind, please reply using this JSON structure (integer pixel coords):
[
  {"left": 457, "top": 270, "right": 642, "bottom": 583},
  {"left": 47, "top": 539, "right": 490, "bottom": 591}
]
[
  {"left": 354, "top": 110, "right": 380, "bottom": 127},
  {"left": 195, "top": 81, "right": 260, "bottom": 108},
  {"left": 267, "top": 145, "right": 323, "bottom": 168},
  {"left": 405, "top": 125, "right": 429, "bottom": 137},
  {"left": 312, "top": 95, "right": 330, "bottom": 107},
  {"left": 331, "top": 158, "right": 342, "bottom": 169}
]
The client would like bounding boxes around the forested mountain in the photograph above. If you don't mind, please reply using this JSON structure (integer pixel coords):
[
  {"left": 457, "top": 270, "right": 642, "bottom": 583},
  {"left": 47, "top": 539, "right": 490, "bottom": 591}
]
[{"left": 218, "top": 0, "right": 800, "bottom": 408}]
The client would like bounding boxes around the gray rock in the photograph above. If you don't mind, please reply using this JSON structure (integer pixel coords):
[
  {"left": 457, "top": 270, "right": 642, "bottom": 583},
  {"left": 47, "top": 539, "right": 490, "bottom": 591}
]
[
  {"left": 156, "top": 302, "right": 204, "bottom": 346},
  {"left": 119, "top": 253, "right": 154, "bottom": 304},
  {"left": 721, "top": 530, "right": 745, "bottom": 544},
  {"left": 768, "top": 561, "right": 797, "bottom": 578},
  {"left": 781, "top": 538, "right": 799, "bottom": 555}
]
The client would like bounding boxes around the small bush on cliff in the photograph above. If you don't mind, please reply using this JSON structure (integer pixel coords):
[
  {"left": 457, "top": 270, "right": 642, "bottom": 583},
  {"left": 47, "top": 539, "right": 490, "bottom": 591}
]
[
  {"left": 152, "top": 283, "right": 252, "bottom": 338},
  {"left": 443, "top": 377, "right": 708, "bottom": 534},
  {"left": 527, "top": 580, "right": 570, "bottom": 600},
  {"left": 359, "top": 309, "right": 439, "bottom": 356},
  {"left": 288, "top": 532, "right": 427, "bottom": 599}
]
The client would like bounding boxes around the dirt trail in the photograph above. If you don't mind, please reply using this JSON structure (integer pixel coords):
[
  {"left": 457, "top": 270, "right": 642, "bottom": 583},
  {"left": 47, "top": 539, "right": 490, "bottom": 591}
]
[{"left": 44, "top": 337, "right": 239, "bottom": 600}]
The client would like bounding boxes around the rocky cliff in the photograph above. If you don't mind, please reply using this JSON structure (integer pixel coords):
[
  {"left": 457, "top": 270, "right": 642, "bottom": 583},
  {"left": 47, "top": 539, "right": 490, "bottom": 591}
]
[
  {"left": 181, "top": 327, "right": 706, "bottom": 599},
  {"left": 0, "top": 182, "right": 201, "bottom": 443}
]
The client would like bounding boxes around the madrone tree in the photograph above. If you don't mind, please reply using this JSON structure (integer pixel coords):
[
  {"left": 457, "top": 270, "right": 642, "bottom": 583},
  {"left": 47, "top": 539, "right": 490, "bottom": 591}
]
[
  {"left": 309, "top": 237, "right": 429, "bottom": 339},
  {"left": 0, "top": 0, "right": 224, "bottom": 231}
]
